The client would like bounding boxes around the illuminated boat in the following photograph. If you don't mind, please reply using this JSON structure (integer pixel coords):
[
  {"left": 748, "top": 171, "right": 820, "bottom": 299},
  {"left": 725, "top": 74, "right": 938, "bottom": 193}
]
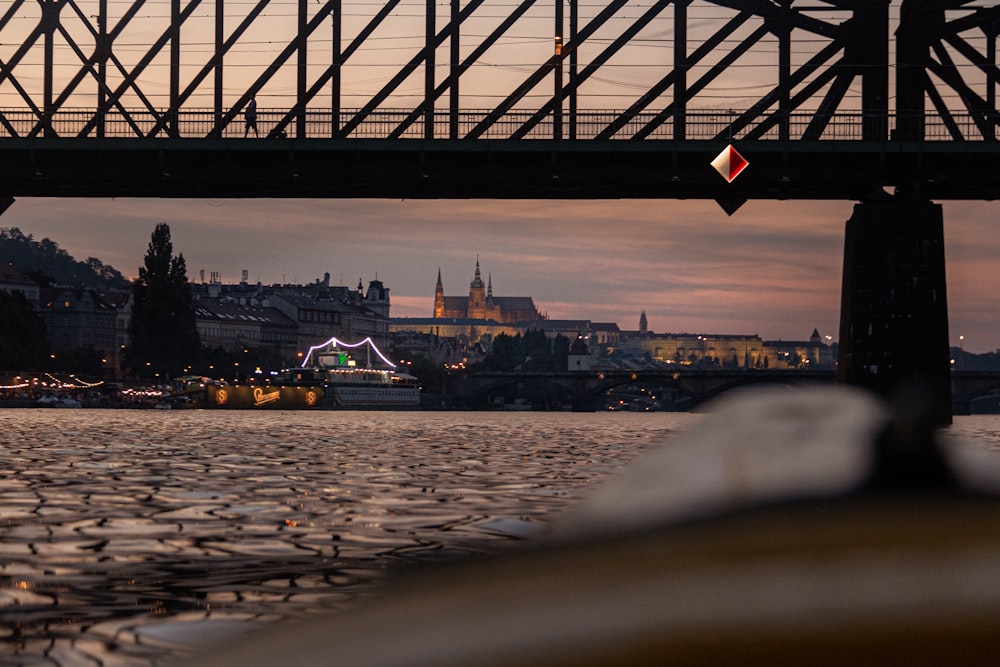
[
  {"left": 205, "top": 383, "right": 324, "bottom": 410},
  {"left": 293, "top": 336, "right": 421, "bottom": 409},
  {"left": 205, "top": 337, "right": 420, "bottom": 409}
]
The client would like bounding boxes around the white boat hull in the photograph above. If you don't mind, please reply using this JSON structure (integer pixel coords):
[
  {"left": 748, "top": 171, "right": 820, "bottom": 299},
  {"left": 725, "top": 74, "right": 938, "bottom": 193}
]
[{"left": 327, "top": 385, "right": 420, "bottom": 408}]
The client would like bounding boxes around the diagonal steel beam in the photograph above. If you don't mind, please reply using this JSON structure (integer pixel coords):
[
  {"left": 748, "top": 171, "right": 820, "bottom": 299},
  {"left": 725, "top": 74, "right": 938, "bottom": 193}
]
[
  {"left": 50, "top": 2, "right": 105, "bottom": 110},
  {"left": 215, "top": 0, "right": 337, "bottom": 135},
  {"left": 943, "top": 31, "right": 1000, "bottom": 89},
  {"left": 86, "top": 0, "right": 152, "bottom": 133},
  {"left": 595, "top": 6, "right": 757, "bottom": 140},
  {"left": 926, "top": 75, "right": 965, "bottom": 140},
  {"left": 705, "top": 0, "right": 840, "bottom": 40},
  {"left": 174, "top": 0, "right": 271, "bottom": 135},
  {"left": 49, "top": 4, "right": 146, "bottom": 138},
  {"left": 0, "top": 0, "right": 27, "bottom": 33},
  {"left": 0, "top": 3, "right": 50, "bottom": 93},
  {"left": 340, "top": 0, "right": 486, "bottom": 138},
  {"left": 738, "top": 64, "right": 843, "bottom": 141},
  {"left": 945, "top": 5, "right": 1000, "bottom": 34},
  {"left": 802, "top": 72, "right": 855, "bottom": 140},
  {"left": 736, "top": 43, "right": 846, "bottom": 140},
  {"left": 269, "top": 0, "right": 403, "bottom": 138},
  {"left": 385, "top": 0, "right": 538, "bottom": 140},
  {"left": 466, "top": 0, "right": 632, "bottom": 140},
  {"left": 510, "top": 0, "right": 673, "bottom": 140},
  {"left": 736, "top": 38, "right": 846, "bottom": 132},
  {"left": 929, "top": 41, "right": 993, "bottom": 137},
  {"left": 0, "top": 55, "right": 44, "bottom": 120},
  {"left": 150, "top": 0, "right": 206, "bottom": 137},
  {"left": 120, "top": 0, "right": 199, "bottom": 134},
  {"left": 635, "top": 22, "right": 771, "bottom": 140},
  {"left": 0, "top": 112, "right": 17, "bottom": 138},
  {"left": 78, "top": 0, "right": 201, "bottom": 137},
  {"left": 940, "top": 31, "right": 1000, "bottom": 139},
  {"left": 44, "top": 0, "right": 151, "bottom": 136}
]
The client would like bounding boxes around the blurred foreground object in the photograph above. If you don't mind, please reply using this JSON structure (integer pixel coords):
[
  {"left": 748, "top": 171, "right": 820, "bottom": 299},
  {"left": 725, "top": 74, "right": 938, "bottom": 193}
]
[{"left": 190, "top": 387, "right": 1000, "bottom": 667}]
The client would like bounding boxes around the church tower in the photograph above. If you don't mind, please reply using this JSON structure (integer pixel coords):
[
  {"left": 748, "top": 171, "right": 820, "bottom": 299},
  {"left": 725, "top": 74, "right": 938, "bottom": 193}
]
[
  {"left": 364, "top": 277, "right": 390, "bottom": 318},
  {"left": 486, "top": 272, "right": 497, "bottom": 319},
  {"left": 433, "top": 268, "right": 445, "bottom": 318},
  {"left": 639, "top": 310, "right": 648, "bottom": 334},
  {"left": 468, "top": 258, "right": 487, "bottom": 319}
]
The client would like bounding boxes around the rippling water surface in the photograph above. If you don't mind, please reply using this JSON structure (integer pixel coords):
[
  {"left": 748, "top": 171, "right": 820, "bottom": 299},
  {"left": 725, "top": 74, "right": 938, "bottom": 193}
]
[
  {"left": 0, "top": 409, "right": 697, "bottom": 666},
  {"left": 2, "top": 409, "right": 998, "bottom": 666}
]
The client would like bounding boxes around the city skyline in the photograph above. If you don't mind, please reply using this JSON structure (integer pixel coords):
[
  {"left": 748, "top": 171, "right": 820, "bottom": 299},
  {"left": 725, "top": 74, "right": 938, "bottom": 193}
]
[{"left": 4, "top": 196, "right": 999, "bottom": 353}]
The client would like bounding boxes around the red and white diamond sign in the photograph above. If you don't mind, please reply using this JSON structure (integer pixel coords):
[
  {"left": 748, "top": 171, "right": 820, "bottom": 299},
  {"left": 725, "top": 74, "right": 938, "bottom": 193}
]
[{"left": 711, "top": 144, "right": 749, "bottom": 183}]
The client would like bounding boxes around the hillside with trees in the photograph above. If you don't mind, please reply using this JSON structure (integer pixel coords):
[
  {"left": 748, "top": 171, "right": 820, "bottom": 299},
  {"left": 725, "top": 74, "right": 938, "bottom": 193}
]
[{"left": 0, "top": 227, "right": 128, "bottom": 289}]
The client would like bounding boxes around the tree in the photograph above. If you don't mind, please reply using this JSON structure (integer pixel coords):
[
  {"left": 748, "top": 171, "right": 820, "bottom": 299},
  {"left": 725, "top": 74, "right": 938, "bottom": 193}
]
[
  {"left": 127, "top": 223, "right": 200, "bottom": 380},
  {"left": 407, "top": 354, "right": 448, "bottom": 394},
  {"left": 0, "top": 289, "right": 49, "bottom": 370},
  {"left": 477, "top": 332, "right": 520, "bottom": 371},
  {"left": 474, "top": 329, "right": 570, "bottom": 373},
  {"left": 84, "top": 257, "right": 127, "bottom": 286}
]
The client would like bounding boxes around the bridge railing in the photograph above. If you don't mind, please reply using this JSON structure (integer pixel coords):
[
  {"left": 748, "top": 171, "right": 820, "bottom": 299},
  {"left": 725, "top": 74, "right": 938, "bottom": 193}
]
[{"left": 0, "top": 108, "right": 996, "bottom": 142}]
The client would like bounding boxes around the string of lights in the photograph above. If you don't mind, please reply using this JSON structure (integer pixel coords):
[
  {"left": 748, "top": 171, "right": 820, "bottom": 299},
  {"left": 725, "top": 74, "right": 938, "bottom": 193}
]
[
  {"left": 300, "top": 336, "right": 397, "bottom": 369},
  {"left": 43, "top": 373, "right": 105, "bottom": 388}
]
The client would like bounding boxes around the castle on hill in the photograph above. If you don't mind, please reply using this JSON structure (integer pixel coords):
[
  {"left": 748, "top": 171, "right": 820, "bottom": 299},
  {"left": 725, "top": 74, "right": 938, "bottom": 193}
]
[{"left": 433, "top": 259, "right": 543, "bottom": 324}]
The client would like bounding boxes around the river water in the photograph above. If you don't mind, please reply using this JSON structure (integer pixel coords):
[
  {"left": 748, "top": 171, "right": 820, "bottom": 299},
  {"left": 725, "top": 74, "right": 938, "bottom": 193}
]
[{"left": 1, "top": 409, "right": 999, "bottom": 666}]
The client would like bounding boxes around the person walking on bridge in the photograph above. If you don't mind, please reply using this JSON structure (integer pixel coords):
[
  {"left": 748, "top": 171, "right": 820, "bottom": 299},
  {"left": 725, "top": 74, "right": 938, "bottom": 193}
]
[{"left": 244, "top": 97, "right": 258, "bottom": 138}]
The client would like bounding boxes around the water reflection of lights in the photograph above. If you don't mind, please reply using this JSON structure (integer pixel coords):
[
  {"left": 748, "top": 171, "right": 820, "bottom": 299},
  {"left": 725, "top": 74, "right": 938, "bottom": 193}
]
[{"left": 121, "top": 387, "right": 167, "bottom": 397}]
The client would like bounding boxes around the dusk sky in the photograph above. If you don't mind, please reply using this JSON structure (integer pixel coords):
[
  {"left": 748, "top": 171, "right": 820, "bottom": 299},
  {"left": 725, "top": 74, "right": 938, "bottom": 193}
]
[{"left": 5, "top": 196, "right": 999, "bottom": 353}]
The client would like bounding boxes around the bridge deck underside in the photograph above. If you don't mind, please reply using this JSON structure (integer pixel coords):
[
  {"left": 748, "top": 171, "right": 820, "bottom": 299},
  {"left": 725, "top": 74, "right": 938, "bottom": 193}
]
[{"left": 3, "top": 139, "right": 999, "bottom": 200}]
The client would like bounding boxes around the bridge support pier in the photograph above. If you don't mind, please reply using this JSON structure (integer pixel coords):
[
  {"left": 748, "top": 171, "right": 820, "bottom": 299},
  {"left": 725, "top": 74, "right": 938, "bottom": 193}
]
[{"left": 837, "top": 198, "right": 952, "bottom": 425}]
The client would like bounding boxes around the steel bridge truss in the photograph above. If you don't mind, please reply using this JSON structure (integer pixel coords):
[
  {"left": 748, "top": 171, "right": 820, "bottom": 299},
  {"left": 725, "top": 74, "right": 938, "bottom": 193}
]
[{"left": 1, "top": 0, "right": 999, "bottom": 142}]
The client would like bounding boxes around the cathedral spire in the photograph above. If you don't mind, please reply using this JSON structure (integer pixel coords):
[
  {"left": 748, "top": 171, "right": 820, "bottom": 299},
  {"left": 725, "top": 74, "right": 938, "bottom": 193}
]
[
  {"left": 487, "top": 272, "right": 493, "bottom": 299},
  {"left": 433, "top": 268, "right": 445, "bottom": 318},
  {"left": 468, "top": 256, "right": 486, "bottom": 318},
  {"left": 470, "top": 256, "right": 484, "bottom": 289}
]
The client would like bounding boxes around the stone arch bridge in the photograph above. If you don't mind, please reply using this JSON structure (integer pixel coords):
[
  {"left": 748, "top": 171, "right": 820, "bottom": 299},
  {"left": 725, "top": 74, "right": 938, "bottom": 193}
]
[{"left": 456, "top": 370, "right": 1000, "bottom": 413}]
